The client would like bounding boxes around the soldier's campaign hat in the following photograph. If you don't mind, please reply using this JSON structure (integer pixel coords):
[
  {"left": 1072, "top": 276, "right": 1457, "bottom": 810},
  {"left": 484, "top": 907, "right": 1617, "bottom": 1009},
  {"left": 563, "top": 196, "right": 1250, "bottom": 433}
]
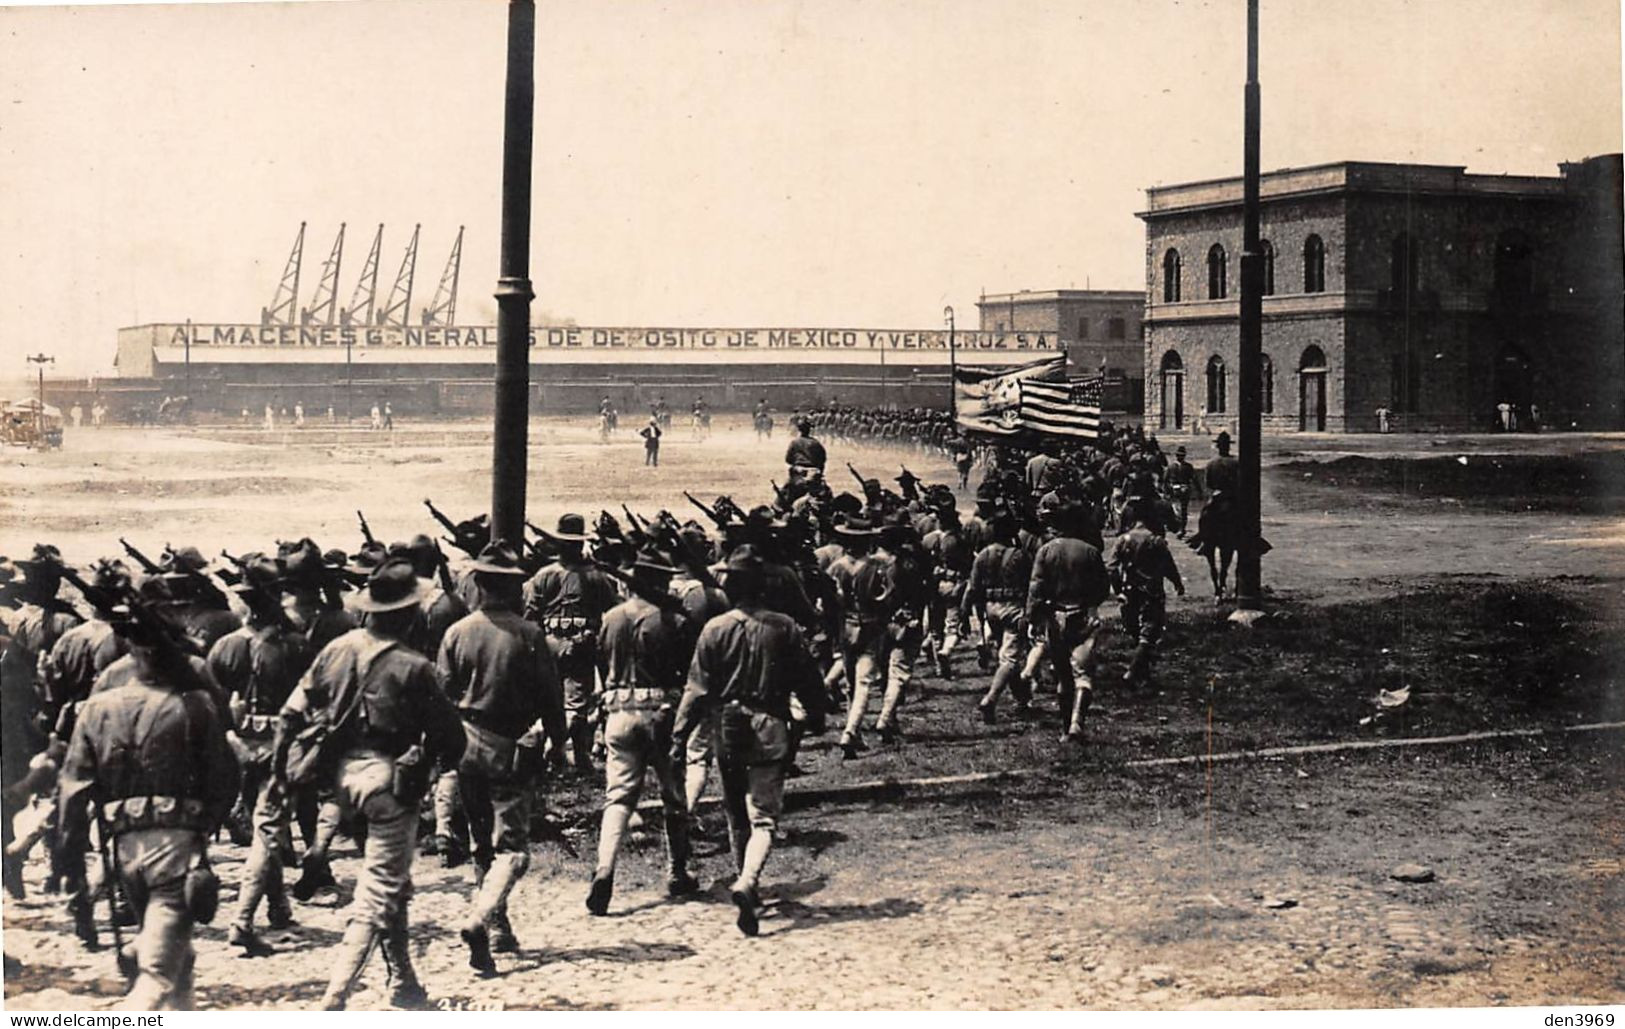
[
  {"left": 720, "top": 544, "right": 765, "bottom": 574},
  {"left": 633, "top": 548, "right": 679, "bottom": 576},
  {"left": 552, "top": 513, "right": 590, "bottom": 542},
  {"left": 89, "top": 558, "right": 132, "bottom": 594},
  {"left": 1175, "top": 446, "right": 1187, "bottom": 457},
  {"left": 280, "top": 540, "right": 333, "bottom": 587},
  {"left": 1215, "top": 431, "right": 1233, "bottom": 450},
  {"left": 833, "top": 516, "right": 880, "bottom": 538},
  {"left": 895, "top": 468, "right": 921, "bottom": 485},
  {"left": 230, "top": 555, "right": 284, "bottom": 597},
  {"left": 16, "top": 543, "right": 64, "bottom": 571},
  {"left": 353, "top": 559, "right": 426, "bottom": 613},
  {"left": 470, "top": 542, "right": 527, "bottom": 577},
  {"left": 163, "top": 545, "right": 209, "bottom": 576}
]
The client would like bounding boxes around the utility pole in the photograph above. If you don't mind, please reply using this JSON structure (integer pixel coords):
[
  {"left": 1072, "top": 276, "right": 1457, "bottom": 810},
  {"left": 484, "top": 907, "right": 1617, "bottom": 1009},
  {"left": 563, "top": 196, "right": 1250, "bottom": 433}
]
[
  {"left": 491, "top": 0, "right": 535, "bottom": 548},
  {"left": 26, "top": 353, "right": 53, "bottom": 445},
  {"left": 1235, "top": 0, "right": 1264, "bottom": 609},
  {"left": 944, "top": 305, "right": 957, "bottom": 417}
]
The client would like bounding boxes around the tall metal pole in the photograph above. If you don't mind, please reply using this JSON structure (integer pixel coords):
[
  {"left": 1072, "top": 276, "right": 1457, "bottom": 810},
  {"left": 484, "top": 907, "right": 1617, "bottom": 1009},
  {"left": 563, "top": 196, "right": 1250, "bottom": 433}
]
[
  {"left": 184, "top": 318, "right": 192, "bottom": 402},
  {"left": 1235, "top": 0, "right": 1264, "bottom": 609},
  {"left": 491, "top": 0, "right": 536, "bottom": 548},
  {"left": 944, "top": 305, "right": 957, "bottom": 417}
]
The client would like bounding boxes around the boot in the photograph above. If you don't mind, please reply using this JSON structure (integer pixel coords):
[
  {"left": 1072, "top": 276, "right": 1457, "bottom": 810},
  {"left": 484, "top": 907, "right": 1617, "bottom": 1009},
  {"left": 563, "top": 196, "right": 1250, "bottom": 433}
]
[
  {"left": 1123, "top": 643, "right": 1154, "bottom": 686},
  {"left": 487, "top": 906, "right": 519, "bottom": 953},
  {"left": 317, "top": 922, "right": 378, "bottom": 1011},
  {"left": 1066, "top": 682, "right": 1093, "bottom": 739},
  {"left": 438, "top": 835, "right": 468, "bottom": 869},
  {"left": 460, "top": 923, "right": 496, "bottom": 975},
  {"left": 381, "top": 926, "right": 430, "bottom": 1009},
  {"left": 585, "top": 873, "right": 614, "bottom": 916},
  {"left": 227, "top": 923, "right": 274, "bottom": 958},
  {"left": 291, "top": 853, "right": 336, "bottom": 902},
  {"left": 664, "top": 811, "right": 697, "bottom": 897},
  {"left": 2, "top": 853, "right": 24, "bottom": 900}
]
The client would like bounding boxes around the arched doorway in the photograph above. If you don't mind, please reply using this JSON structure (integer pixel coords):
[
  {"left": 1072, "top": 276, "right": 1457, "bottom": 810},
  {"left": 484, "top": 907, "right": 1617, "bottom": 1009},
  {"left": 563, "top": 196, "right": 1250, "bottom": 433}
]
[
  {"left": 1159, "top": 351, "right": 1185, "bottom": 429},
  {"left": 1493, "top": 344, "right": 1534, "bottom": 425},
  {"left": 1299, "top": 345, "right": 1327, "bottom": 432}
]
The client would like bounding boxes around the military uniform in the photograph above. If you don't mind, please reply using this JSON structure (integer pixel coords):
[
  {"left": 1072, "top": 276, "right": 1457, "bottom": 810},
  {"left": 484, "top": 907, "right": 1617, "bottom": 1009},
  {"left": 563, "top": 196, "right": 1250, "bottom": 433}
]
[
  {"left": 826, "top": 526, "right": 896, "bottom": 756},
  {"left": 672, "top": 552, "right": 829, "bottom": 936},
  {"left": 57, "top": 648, "right": 239, "bottom": 1009},
  {"left": 961, "top": 529, "right": 1033, "bottom": 720},
  {"left": 1108, "top": 518, "right": 1185, "bottom": 685},
  {"left": 587, "top": 569, "right": 696, "bottom": 916},
  {"left": 209, "top": 610, "right": 311, "bottom": 951},
  {"left": 1027, "top": 531, "right": 1111, "bottom": 739},
  {"left": 438, "top": 545, "right": 564, "bottom": 970},
  {"left": 282, "top": 562, "right": 465, "bottom": 1010},
  {"left": 523, "top": 522, "right": 618, "bottom": 770}
]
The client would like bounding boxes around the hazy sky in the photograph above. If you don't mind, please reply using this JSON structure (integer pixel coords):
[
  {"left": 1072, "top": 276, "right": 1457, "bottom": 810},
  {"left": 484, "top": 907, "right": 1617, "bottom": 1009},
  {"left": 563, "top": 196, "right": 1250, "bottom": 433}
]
[{"left": 1, "top": 0, "right": 1620, "bottom": 374}]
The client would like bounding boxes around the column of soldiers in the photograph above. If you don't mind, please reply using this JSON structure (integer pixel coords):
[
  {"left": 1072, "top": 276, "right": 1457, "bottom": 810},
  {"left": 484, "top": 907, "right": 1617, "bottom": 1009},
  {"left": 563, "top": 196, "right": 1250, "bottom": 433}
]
[{"left": 0, "top": 415, "right": 1225, "bottom": 1011}]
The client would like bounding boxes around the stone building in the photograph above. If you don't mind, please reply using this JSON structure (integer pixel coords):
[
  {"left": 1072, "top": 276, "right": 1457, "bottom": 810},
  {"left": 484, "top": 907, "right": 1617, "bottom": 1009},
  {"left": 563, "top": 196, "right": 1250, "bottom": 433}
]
[
  {"left": 976, "top": 289, "right": 1145, "bottom": 411},
  {"left": 1138, "top": 155, "right": 1624, "bottom": 432}
]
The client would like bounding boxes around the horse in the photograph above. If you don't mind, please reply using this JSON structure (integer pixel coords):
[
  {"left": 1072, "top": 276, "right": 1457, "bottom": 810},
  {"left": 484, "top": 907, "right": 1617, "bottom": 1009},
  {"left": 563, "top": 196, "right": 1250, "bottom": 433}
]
[{"left": 1186, "top": 489, "right": 1271, "bottom": 599}]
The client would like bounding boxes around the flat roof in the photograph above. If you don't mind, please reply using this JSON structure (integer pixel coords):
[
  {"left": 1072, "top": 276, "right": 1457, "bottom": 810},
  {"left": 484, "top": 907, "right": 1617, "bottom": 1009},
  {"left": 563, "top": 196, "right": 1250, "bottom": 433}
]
[
  {"left": 977, "top": 289, "right": 1143, "bottom": 304},
  {"left": 1136, "top": 158, "right": 1600, "bottom": 218}
]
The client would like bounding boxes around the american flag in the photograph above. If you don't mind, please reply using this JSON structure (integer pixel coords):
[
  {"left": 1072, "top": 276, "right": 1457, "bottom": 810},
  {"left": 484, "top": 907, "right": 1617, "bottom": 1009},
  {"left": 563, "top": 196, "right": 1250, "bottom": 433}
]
[
  {"left": 953, "top": 354, "right": 1067, "bottom": 436},
  {"left": 1017, "top": 375, "right": 1102, "bottom": 439}
]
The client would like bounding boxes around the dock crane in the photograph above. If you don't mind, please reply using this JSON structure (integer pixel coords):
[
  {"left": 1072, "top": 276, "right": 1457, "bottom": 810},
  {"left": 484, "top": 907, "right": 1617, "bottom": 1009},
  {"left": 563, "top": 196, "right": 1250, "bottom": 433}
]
[
  {"left": 261, "top": 222, "right": 305, "bottom": 326},
  {"left": 421, "top": 226, "right": 464, "bottom": 326},
  {"left": 376, "top": 224, "right": 420, "bottom": 328},
  {"left": 302, "top": 224, "right": 345, "bottom": 325},
  {"left": 342, "top": 224, "right": 384, "bottom": 327}
]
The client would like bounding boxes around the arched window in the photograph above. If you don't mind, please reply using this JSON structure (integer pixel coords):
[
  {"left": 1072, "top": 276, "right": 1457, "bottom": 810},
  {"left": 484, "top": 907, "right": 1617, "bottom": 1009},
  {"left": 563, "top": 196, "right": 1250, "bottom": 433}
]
[
  {"left": 1162, "top": 249, "right": 1182, "bottom": 302},
  {"left": 1303, "top": 234, "right": 1326, "bottom": 293},
  {"left": 1259, "top": 239, "right": 1276, "bottom": 296},
  {"left": 1391, "top": 232, "right": 1419, "bottom": 295},
  {"left": 1159, "top": 350, "right": 1185, "bottom": 429},
  {"left": 1300, "top": 345, "right": 1327, "bottom": 372},
  {"left": 1261, "top": 353, "right": 1275, "bottom": 414},
  {"left": 1160, "top": 349, "right": 1184, "bottom": 372},
  {"left": 1207, "top": 244, "right": 1228, "bottom": 299},
  {"left": 1493, "top": 229, "right": 1536, "bottom": 296},
  {"left": 1206, "top": 355, "right": 1227, "bottom": 413}
]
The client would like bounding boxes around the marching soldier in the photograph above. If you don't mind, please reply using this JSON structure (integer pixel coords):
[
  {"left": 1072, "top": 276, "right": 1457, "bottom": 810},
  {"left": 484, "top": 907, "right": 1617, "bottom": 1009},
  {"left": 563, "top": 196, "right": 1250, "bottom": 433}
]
[
  {"left": 1162, "top": 446, "right": 1199, "bottom": 537},
  {"left": 1027, "top": 504, "right": 1111, "bottom": 742},
  {"left": 2, "top": 545, "right": 81, "bottom": 898},
  {"left": 586, "top": 549, "right": 698, "bottom": 916},
  {"left": 1109, "top": 497, "right": 1186, "bottom": 687},
  {"left": 524, "top": 513, "right": 619, "bottom": 771},
  {"left": 922, "top": 498, "right": 972, "bottom": 680},
  {"left": 208, "top": 556, "right": 310, "bottom": 956},
  {"left": 437, "top": 543, "right": 565, "bottom": 973},
  {"left": 962, "top": 512, "right": 1033, "bottom": 723},
  {"left": 671, "top": 547, "right": 831, "bottom": 936},
  {"left": 827, "top": 519, "right": 896, "bottom": 759},
  {"left": 56, "top": 603, "right": 240, "bottom": 1009},
  {"left": 278, "top": 559, "right": 465, "bottom": 1010},
  {"left": 784, "top": 417, "right": 827, "bottom": 484},
  {"left": 877, "top": 514, "right": 931, "bottom": 742}
]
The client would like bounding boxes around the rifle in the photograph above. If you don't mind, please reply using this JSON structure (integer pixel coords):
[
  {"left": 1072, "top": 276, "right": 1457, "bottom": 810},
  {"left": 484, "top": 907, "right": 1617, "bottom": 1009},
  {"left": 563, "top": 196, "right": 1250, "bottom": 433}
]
[
  {"left": 649, "top": 513, "right": 722, "bottom": 591},
  {"left": 117, "top": 538, "right": 162, "bottom": 576},
  {"left": 431, "top": 540, "right": 458, "bottom": 597},
  {"left": 424, "top": 499, "right": 486, "bottom": 557},
  {"left": 770, "top": 480, "right": 790, "bottom": 509},
  {"left": 595, "top": 511, "right": 626, "bottom": 542},
  {"left": 684, "top": 491, "right": 724, "bottom": 527},
  {"left": 214, "top": 550, "right": 248, "bottom": 588},
  {"left": 621, "top": 504, "right": 647, "bottom": 536},
  {"left": 847, "top": 462, "right": 869, "bottom": 490},
  {"left": 91, "top": 802, "right": 135, "bottom": 979},
  {"left": 713, "top": 495, "right": 747, "bottom": 526},
  {"left": 590, "top": 559, "right": 686, "bottom": 617},
  {"left": 356, "top": 509, "right": 377, "bottom": 547}
]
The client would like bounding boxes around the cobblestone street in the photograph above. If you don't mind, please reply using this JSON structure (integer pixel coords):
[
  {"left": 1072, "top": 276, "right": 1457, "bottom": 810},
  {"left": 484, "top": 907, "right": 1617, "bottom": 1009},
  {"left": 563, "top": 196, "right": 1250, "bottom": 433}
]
[{"left": 6, "top": 733, "right": 1620, "bottom": 1010}]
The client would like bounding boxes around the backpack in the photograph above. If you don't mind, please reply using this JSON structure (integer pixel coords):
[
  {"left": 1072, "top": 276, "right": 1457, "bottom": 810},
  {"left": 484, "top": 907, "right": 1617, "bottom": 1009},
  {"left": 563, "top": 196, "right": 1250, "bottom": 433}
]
[{"left": 283, "top": 637, "right": 395, "bottom": 787}]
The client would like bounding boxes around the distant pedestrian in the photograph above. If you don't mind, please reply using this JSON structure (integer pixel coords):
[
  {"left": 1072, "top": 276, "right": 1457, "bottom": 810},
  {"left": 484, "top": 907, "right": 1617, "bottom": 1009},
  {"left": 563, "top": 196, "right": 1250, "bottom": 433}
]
[
  {"left": 91, "top": 400, "right": 106, "bottom": 428},
  {"left": 294, "top": 402, "right": 305, "bottom": 428},
  {"left": 1375, "top": 406, "right": 1391, "bottom": 433},
  {"left": 640, "top": 417, "right": 662, "bottom": 466},
  {"left": 370, "top": 402, "right": 382, "bottom": 430},
  {"left": 383, "top": 402, "right": 394, "bottom": 430},
  {"left": 1497, "top": 401, "right": 1514, "bottom": 432},
  {"left": 264, "top": 404, "right": 275, "bottom": 431},
  {"left": 69, "top": 403, "right": 83, "bottom": 428}
]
